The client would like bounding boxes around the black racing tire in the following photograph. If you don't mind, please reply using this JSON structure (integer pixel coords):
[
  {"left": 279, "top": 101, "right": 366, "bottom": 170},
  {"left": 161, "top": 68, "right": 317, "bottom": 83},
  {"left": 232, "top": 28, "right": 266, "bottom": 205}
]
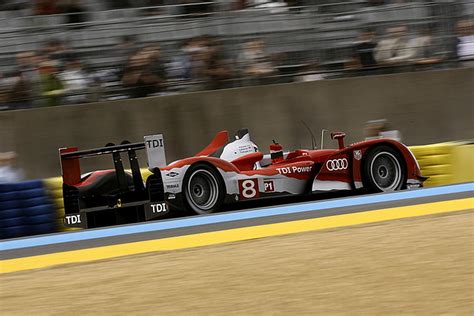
[
  {"left": 362, "top": 145, "right": 407, "bottom": 193},
  {"left": 183, "top": 163, "right": 225, "bottom": 215}
]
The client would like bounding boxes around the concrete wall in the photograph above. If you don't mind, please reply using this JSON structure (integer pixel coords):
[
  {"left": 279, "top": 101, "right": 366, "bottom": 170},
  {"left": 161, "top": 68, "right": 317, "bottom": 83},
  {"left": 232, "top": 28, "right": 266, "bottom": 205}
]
[{"left": 1, "top": 67, "right": 473, "bottom": 179}]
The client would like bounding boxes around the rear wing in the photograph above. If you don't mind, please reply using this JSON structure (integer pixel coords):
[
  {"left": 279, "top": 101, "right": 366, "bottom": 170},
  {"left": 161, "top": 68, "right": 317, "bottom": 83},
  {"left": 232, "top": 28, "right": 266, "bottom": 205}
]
[{"left": 59, "top": 134, "right": 166, "bottom": 188}]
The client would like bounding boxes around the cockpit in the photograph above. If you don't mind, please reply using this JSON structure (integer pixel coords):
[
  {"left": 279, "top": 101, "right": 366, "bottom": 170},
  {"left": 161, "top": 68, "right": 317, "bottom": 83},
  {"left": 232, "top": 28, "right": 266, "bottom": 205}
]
[{"left": 195, "top": 129, "right": 289, "bottom": 171}]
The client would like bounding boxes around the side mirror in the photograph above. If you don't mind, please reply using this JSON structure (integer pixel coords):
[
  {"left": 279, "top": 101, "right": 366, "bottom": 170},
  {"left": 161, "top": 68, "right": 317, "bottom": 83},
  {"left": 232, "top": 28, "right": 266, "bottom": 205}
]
[{"left": 331, "top": 132, "right": 346, "bottom": 149}]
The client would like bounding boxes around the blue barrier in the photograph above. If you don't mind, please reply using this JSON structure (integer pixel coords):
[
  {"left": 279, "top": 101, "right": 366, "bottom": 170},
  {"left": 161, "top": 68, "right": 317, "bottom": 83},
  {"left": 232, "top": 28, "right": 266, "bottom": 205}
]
[{"left": 0, "top": 180, "right": 56, "bottom": 239}]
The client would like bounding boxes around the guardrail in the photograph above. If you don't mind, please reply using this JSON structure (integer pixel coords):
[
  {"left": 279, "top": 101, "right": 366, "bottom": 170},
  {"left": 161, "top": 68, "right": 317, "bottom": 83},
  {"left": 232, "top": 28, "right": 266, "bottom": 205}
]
[{"left": 1, "top": 142, "right": 472, "bottom": 238}]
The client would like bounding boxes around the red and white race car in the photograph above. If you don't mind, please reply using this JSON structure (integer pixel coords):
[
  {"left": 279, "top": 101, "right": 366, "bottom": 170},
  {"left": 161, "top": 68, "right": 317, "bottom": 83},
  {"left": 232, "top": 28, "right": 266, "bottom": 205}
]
[{"left": 60, "top": 129, "right": 425, "bottom": 228}]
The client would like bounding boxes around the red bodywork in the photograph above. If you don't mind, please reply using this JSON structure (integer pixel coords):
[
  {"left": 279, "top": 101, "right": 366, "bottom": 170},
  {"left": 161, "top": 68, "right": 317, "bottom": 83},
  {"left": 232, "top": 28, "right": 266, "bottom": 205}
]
[
  {"left": 164, "top": 137, "right": 422, "bottom": 184},
  {"left": 160, "top": 131, "right": 424, "bottom": 207}
]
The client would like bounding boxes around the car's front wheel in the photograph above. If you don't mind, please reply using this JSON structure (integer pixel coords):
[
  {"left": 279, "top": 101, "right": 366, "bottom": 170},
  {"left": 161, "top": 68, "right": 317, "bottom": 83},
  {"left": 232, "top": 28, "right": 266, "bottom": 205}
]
[
  {"left": 183, "top": 163, "right": 225, "bottom": 215},
  {"left": 362, "top": 145, "right": 406, "bottom": 192}
]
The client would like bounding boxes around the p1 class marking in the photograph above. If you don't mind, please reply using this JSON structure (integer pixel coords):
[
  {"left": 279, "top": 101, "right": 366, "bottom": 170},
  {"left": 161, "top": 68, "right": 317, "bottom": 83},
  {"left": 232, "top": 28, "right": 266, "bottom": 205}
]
[{"left": 264, "top": 180, "right": 275, "bottom": 192}]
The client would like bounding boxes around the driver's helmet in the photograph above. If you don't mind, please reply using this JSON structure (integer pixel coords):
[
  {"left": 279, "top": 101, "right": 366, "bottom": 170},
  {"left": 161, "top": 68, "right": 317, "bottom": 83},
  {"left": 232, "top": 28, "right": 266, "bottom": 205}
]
[{"left": 270, "top": 142, "right": 284, "bottom": 164}]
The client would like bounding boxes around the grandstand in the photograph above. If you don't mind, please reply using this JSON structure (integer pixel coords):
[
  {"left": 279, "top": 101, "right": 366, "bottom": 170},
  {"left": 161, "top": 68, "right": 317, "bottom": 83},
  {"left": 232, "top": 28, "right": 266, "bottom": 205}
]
[{"left": 0, "top": 0, "right": 473, "bottom": 107}]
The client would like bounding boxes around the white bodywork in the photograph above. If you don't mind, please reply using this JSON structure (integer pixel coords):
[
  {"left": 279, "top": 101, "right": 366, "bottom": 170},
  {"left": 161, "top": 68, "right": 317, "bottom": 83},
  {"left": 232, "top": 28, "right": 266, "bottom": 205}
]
[{"left": 219, "top": 133, "right": 259, "bottom": 162}]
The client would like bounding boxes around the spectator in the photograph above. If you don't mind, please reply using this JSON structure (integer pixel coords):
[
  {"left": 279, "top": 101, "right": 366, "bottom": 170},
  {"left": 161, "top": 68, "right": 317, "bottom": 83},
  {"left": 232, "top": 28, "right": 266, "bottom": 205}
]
[
  {"left": 238, "top": 39, "right": 275, "bottom": 84},
  {"left": 354, "top": 30, "right": 378, "bottom": 69},
  {"left": 374, "top": 26, "right": 416, "bottom": 67},
  {"left": 410, "top": 27, "right": 444, "bottom": 69},
  {"left": 167, "top": 39, "right": 191, "bottom": 80},
  {"left": 16, "top": 52, "right": 41, "bottom": 107},
  {"left": 141, "top": 44, "right": 167, "bottom": 93},
  {"left": 122, "top": 51, "right": 160, "bottom": 98},
  {"left": 0, "top": 152, "right": 24, "bottom": 183},
  {"left": 115, "top": 35, "right": 139, "bottom": 73},
  {"left": 39, "top": 60, "right": 65, "bottom": 106},
  {"left": 166, "top": 39, "right": 193, "bottom": 81},
  {"left": 457, "top": 20, "right": 474, "bottom": 67},
  {"left": 0, "top": 70, "right": 30, "bottom": 110},
  {"left": 202, "top": 37, "right": 233, "bottom": 89},
  {"left": 60, "top": 59, "right": 91, "bottom": 104},
  {"left": 43, "top": 39, "right": 77, "bottom": 69},
  {"left": 168, "top": 37, "right": 211, "bottom": 90}
]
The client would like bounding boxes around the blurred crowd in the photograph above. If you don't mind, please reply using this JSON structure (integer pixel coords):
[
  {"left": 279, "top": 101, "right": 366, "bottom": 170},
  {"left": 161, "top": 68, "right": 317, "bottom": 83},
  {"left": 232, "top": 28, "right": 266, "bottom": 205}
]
[
  {"left": 0, "top": 1, "right": 473, "bottom": 110},
  {"left": 0, "top": 34, "right": 280, "bottom": 109},
  {"left": 355, "top": 20, "right": 474, "bottom": 70}
]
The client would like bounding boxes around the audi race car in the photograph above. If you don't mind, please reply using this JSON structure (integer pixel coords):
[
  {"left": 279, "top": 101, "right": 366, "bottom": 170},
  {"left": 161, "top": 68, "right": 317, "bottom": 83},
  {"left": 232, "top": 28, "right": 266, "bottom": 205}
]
[{"left": 60, "top": 129, "right": 426, "bottom": 228}]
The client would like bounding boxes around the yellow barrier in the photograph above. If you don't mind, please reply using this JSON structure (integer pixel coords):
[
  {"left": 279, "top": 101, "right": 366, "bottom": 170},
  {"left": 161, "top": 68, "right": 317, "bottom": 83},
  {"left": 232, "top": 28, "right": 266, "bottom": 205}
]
[
  {"left": 409, "top": 142, "right": 473, "bottom": 187},
  {"left": 452, "top": 144, "right": 474, "bottom": 183},
  {"left": 43, "top": 177, "right": 70, "bottom": 231}
]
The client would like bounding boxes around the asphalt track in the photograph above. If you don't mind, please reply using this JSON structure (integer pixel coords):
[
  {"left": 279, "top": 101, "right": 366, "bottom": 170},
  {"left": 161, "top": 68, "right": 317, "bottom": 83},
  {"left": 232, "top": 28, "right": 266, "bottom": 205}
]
[{"left": 0, "top": 183, "right": 473, "bottom": 274}]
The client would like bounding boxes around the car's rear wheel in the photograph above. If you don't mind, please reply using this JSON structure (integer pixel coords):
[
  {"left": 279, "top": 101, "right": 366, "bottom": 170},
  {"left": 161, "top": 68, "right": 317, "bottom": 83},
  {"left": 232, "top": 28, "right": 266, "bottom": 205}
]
[
  {"left": 363, "top": 146, "right": 406, "bottom": 192},
  {"left": 183, "top": 163, "right": 225, "bottom": 215}
]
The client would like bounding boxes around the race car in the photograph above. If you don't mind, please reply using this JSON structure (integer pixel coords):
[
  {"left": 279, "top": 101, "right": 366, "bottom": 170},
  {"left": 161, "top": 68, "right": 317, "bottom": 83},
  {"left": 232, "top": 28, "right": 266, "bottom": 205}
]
[{"left": 60, "top": 129, "right": 426, "bottom": 228}]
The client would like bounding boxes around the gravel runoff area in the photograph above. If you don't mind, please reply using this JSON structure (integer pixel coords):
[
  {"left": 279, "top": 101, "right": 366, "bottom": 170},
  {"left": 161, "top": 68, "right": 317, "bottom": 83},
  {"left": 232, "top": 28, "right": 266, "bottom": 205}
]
[{"left": 1, "top": 210, "right": 473, "bottom": 315}]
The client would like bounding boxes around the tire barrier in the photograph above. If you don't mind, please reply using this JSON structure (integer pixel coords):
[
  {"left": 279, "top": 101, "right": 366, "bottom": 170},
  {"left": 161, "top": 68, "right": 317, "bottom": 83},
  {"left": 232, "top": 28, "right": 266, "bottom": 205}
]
[
  {"left": 0, "top": 180, "right": 56, "bottom": 239},
  {"left": 43, "top": 177, "right": 73, "bottom": 232},
  {"left": 409, "top": 142, "right": 474, "bottom": 187}
]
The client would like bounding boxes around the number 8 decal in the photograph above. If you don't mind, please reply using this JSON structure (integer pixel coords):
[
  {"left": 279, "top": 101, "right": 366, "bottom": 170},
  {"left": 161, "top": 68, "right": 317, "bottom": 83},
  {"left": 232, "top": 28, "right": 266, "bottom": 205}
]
[{"left": 238, "top": 179, "right": 259, "bottom": 200}]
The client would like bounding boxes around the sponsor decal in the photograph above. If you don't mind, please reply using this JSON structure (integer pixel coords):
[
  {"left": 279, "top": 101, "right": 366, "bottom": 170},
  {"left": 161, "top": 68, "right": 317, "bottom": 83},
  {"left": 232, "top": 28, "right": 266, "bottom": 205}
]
[
  {"left": 326, "top": 158, "right": 348, "bottom": 171},
  {"left": 238, "top": 144, "right": 255, "bottom": 154},
  {"left": 145, "top": 138, "right": 164, "bottom": 149},
  {"left": 264, "top": 180, "right": 275, "bottom": 192},
  {"left": 64, "top": 214, "right": 81, "bottom": 226},
  {"left": 144, "top": 134, "right": 166, "bottom": 168},
  {"left": 144, "top": 202, "right": 168, "bottom": 220},
  {"left": 165, "top": 172, "right": 179, "bottom": 178},
  {"left": 238, "top": 179, "right": 259, "bottom": 199},
  {"left": 166, "top": 183, "right": 179, "bottom": 189},
  {"left": 353, "top": 150, "right": 362, "bottom": 161},
  {"left": 150, "top": 203, "right": 167, "bottom": 213},
  {"left": 276, "top": 166, "right": 312, "bottom": 175}
]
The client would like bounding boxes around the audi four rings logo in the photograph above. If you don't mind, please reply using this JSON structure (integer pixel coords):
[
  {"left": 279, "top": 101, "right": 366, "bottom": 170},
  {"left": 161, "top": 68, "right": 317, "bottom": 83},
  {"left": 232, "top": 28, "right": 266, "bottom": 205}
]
[{"left": 326, "top": 158, "right": 348, "bottom": 171}]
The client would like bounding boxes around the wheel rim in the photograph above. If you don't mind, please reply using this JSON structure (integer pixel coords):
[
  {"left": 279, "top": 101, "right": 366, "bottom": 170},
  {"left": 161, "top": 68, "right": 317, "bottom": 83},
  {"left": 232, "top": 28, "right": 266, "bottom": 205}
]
[
  {"left": 369, "top": 152, "right": 402, "bottom": 191},
  {"left": 187, "top": 169, "right": 219, "bottom": 211}
]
